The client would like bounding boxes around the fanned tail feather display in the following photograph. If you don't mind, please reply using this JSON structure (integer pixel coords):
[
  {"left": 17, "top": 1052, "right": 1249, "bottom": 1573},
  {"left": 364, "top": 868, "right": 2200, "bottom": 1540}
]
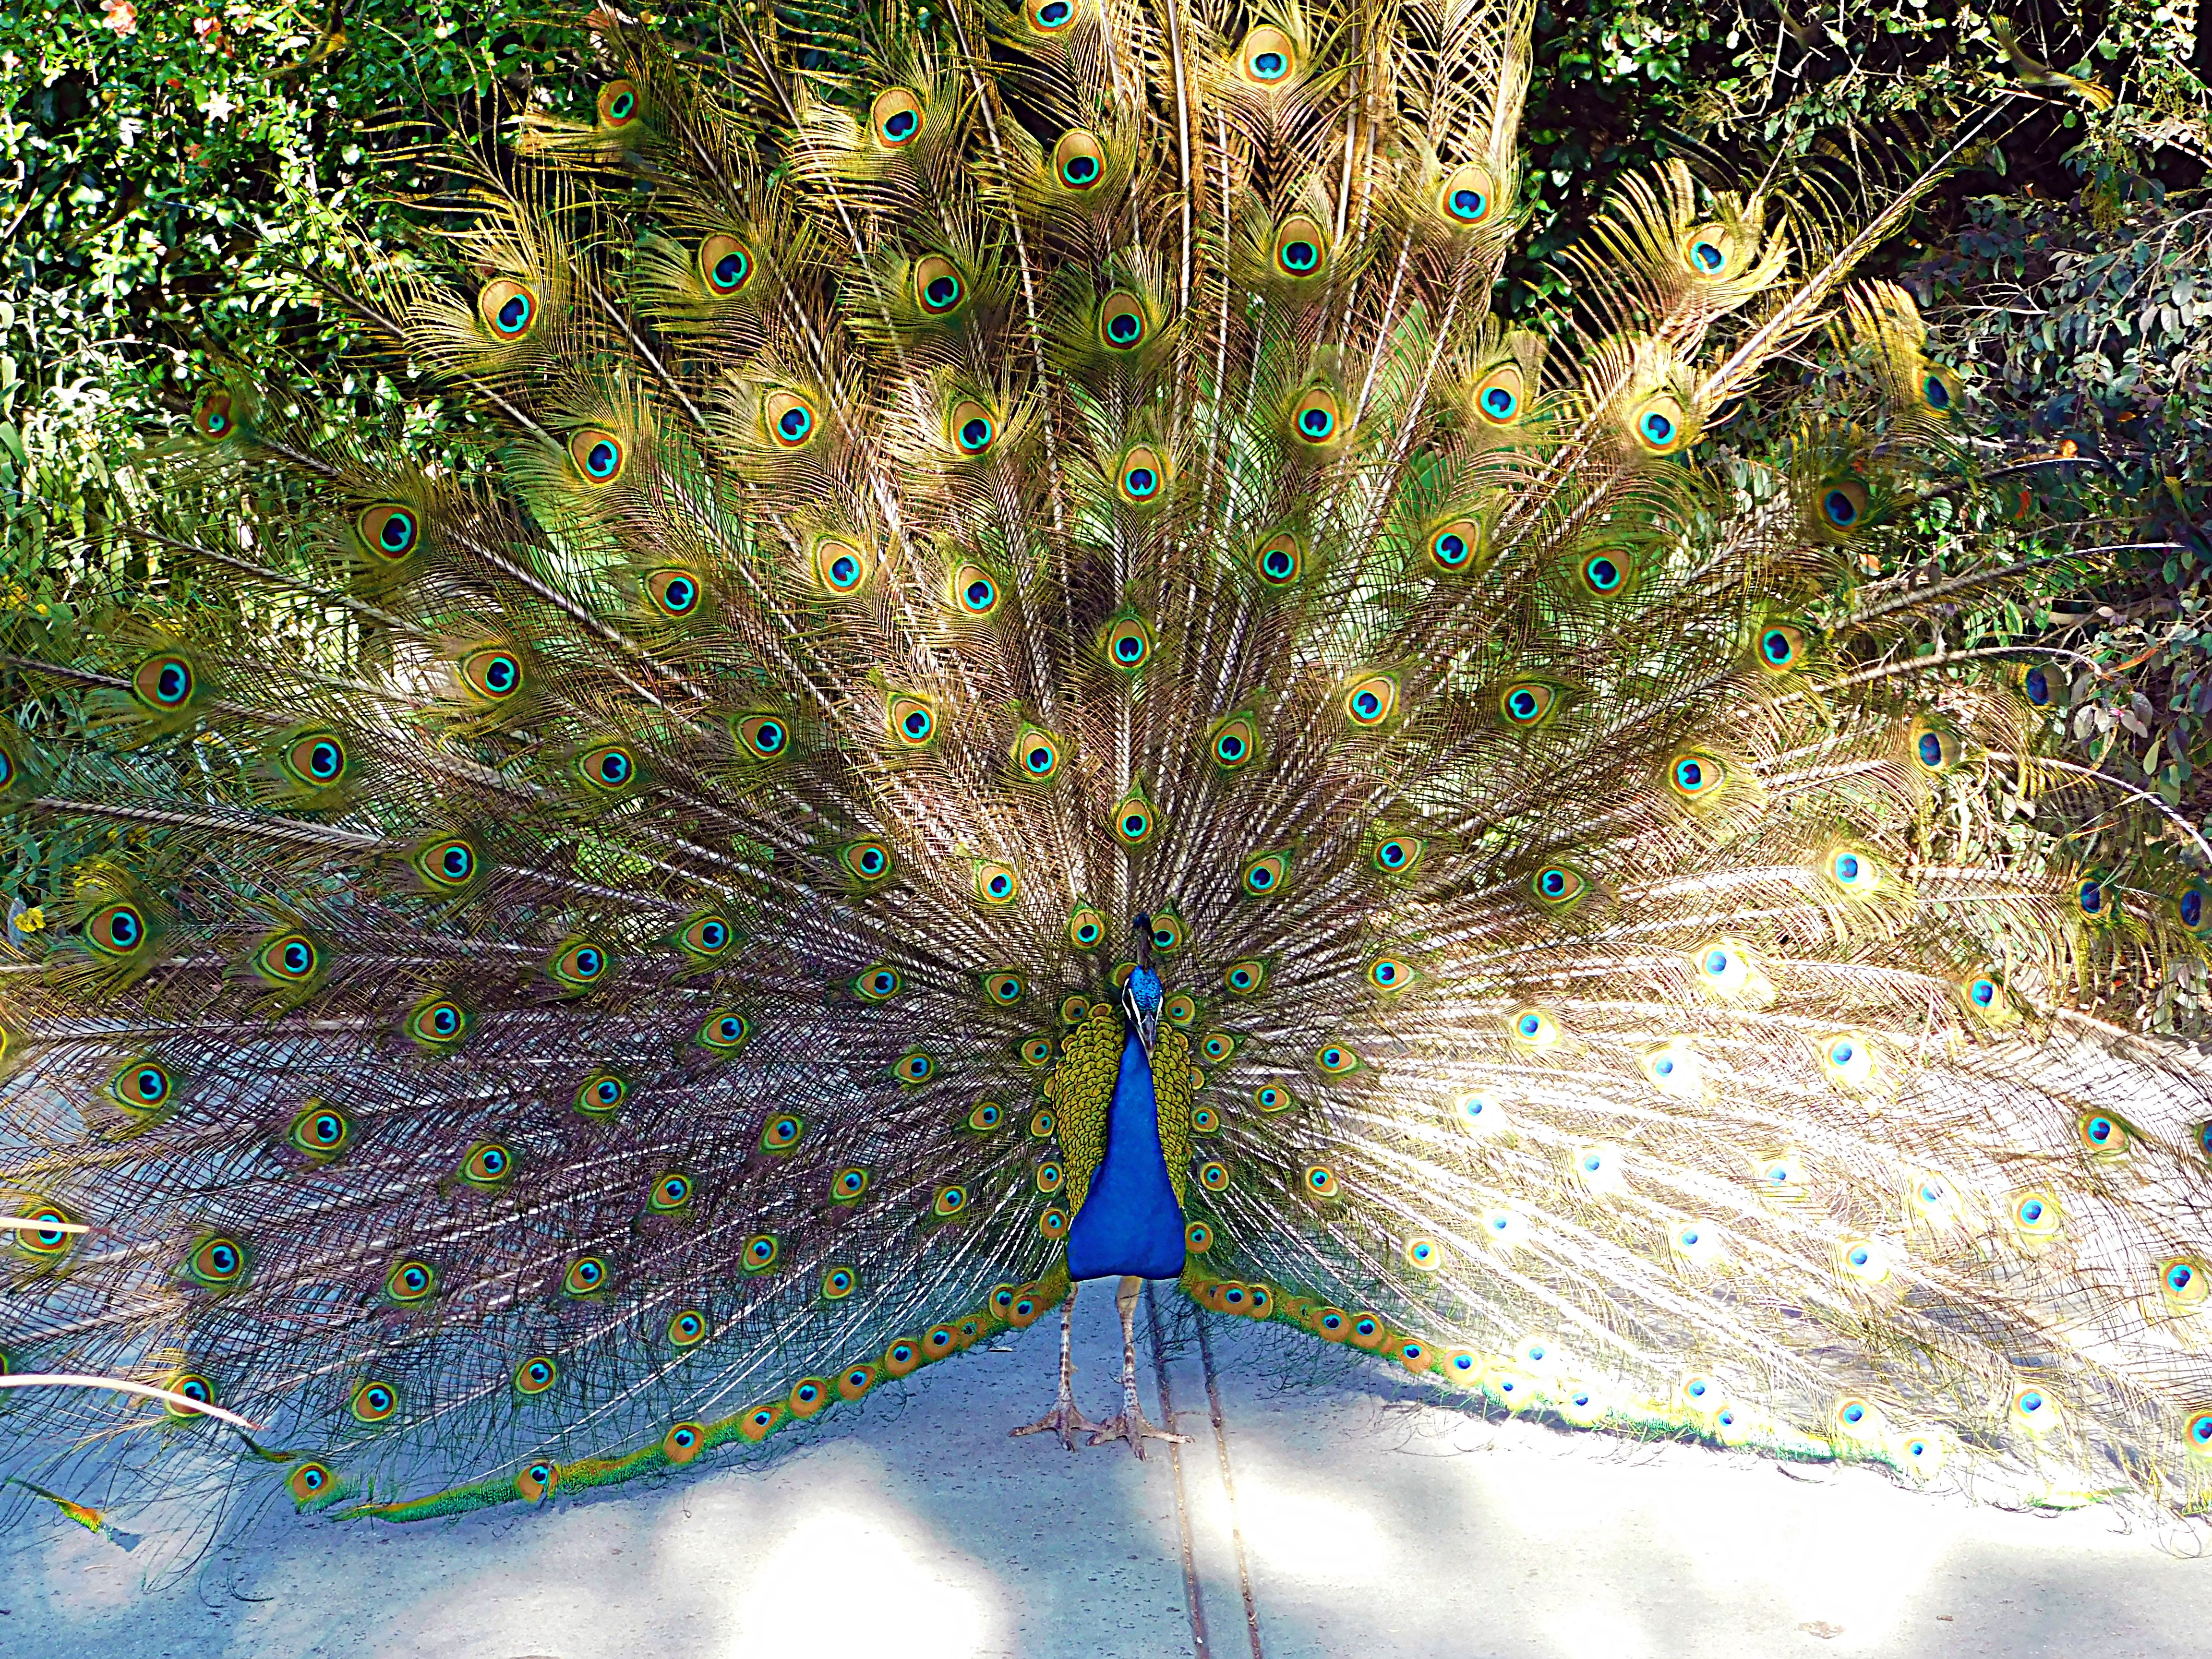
[{"left": 8, "top": 0, "right": 2212, "bottom": 1553}]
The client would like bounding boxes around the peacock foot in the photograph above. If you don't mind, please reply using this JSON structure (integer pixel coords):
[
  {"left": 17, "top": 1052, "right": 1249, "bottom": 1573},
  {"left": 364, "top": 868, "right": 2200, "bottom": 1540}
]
[
  {"left": 1010, "top": 1391, "right": 1099, "bottom": 1451},
  {"left": 1086, "top": 1408, "right": 1188, "bottom": 1458}
]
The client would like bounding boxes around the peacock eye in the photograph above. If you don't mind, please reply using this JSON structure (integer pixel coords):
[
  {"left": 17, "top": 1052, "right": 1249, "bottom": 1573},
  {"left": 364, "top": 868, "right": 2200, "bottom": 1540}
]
[
  {"left": 551, "top": 939, "right": 612, "bottom": 991},
  {"left": 763, "top": 389, "right": 817, "bottom": 448},
  {"left": 1428, "top": 517, "right": 1482, "bottom": 572},
  {"left": 1209, "top": 714, "right": 1258, "bottom": 770},
  {"left": 1683, "top": 223, "right": 1735, "bottom": 275},
  {"left": 1343, "top": 673, "right": 1398, "bottom": 726},
  {"left": 914, "top": 254, "right": 965, "bottom": 316},
  {"left": 1757, "top": 623, "right": 1807, "bottom": 672},
  {"left": 1240, "top": 24, "right": 1297, "bottom": 82},
  {"left": 1473, "top": 364, "right": 1523, "bottom": 425},
  {"left": 1498, "top": 681, "right": 1558, "bottom": 727},
  {"left": 1111, "top": 786, "right": 1156, "bottom": 846},
  {"left": 575, "top": 1070, "right": 629, "bottom": 1117},
  {"left": 734, "top": 713, "right": 791, "bottom": 761},
  {"left": 1116, "top": 448, "right": 1164, "bottom": 505},
  {"left": 192, "top": 387, "right": 235, "bottom": 439},
  {"left": 1054, "top": 129, "right": 1105, "bottom": 189},
  {"left": 1241, "top": 852, "right": 1289, "bottom": 895},
  {"left": 952, "top": 563, "right": 1001, "bottom": 616},
  {"left": 1437, "top": 163, "right": 1495, "bottom": 226},
  {"left": 1578, "top": 549, "right": 1632, "bottom": 595},
  {"left": 597, "top": 79, "right": 639, "bottom": 127},
  {"left": 132, "top": 652, "right": 197, "bottom": 712},
  {"left": 459, "top": 647, "right": 525, "bottom": 703},
  {"left": 87, "top": 902, "right": 148, "bottom": 956},
  {"left": 949, "top": 402, "right": 997, "bottom": 456},
  {"left": 478, "top": 278, "right": 538, "bottom": 339},
  {"left": 841, "top": 838, "right": 895, "bottom": 884},
  {"left": 1273, "top": 212, "right": 1327, "bottom": 277},
  {"left": 1253, "top": 531, "right": 1305, "bottom": 587},
  {"left": 1291, "top": 387, "right": 1342, "bottom": 445},
  {"left": 871, "top": 87, "right": 925, "bottom": 146},
  {"left": 699, "top": 233, "right": 752, "bottom": 294}
]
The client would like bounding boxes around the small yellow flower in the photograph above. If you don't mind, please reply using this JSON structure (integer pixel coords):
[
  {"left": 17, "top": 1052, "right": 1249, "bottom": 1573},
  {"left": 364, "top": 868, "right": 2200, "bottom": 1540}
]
[{"left": 14, "top": 907, "right": 44, "bottom": 934}]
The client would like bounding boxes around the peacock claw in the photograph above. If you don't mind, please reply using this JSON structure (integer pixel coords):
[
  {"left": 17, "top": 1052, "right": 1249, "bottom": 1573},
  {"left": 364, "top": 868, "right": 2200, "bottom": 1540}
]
[
  {"left": 1010, "top": 1396, "right": 1100, "bottom": 1451},
  {"left": 1086, "top": 1412, "right": 1188, "bottom": 1459},
  {"left": 1010, "top": 1287, "right": 1094, "bottom": 1449}
]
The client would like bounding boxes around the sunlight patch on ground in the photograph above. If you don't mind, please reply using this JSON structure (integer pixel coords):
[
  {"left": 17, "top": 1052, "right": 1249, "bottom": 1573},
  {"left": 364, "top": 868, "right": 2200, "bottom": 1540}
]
[
  {"left": 666, "top": 1492, "right": 999, "bottom": 1659},
  {"left": 1193, "top": 1464, "right": 1392, "bottom": 1585},
  {"left": 1542, "top": 1604, "right": 1655, "bottom": 1659},
  {"left": 1454, "top": 1417, "right": 1951, "bottom": 1649}
]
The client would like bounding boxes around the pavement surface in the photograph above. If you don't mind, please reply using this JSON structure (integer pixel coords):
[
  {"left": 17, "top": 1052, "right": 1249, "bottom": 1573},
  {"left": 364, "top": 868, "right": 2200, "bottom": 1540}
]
[{"left": 6, "top": 1291, "right": 2205, "bottom": 1658}]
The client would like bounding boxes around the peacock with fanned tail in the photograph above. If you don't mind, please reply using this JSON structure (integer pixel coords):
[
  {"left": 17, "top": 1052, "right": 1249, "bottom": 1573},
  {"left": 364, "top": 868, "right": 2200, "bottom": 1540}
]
[{"left": 7, "top": 0, "right": 2212, "bottom": 1551}]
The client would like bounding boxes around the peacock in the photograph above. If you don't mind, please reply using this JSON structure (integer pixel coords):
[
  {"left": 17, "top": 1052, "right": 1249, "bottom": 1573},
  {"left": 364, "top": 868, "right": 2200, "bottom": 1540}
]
[{"left": 7, "top": 0, "right": 2212, "bottom": 1559}]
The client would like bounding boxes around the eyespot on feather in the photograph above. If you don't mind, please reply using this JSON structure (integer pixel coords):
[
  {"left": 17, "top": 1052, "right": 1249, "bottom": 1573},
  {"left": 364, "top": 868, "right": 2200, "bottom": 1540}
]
[{"left": 699, "top": 233, "right": 753, "bottom": 294}]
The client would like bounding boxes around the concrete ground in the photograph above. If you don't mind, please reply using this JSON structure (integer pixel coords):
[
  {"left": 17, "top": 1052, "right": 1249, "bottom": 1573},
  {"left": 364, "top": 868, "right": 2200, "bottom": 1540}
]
[{"left": 6, "top": 1294, "right": 2204, "bottom": 1659}]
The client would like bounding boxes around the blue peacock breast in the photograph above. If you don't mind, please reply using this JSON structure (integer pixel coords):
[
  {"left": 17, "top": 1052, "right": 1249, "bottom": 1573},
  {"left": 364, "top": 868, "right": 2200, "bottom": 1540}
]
[{"left": 1065, "top": 1002, "right": 1186, "bottom": 1281}]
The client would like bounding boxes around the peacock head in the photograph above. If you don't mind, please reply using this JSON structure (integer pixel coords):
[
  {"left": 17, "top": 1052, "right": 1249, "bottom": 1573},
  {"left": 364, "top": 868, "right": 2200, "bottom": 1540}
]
[{"left": 1121, "top": 913, "right": 1164, "bottom": 1056}]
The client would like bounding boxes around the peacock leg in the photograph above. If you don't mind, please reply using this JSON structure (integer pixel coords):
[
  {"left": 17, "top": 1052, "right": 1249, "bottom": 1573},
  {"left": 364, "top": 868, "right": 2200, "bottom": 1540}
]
[
  {"left": 1010, "top": 1280, "right": 1097, "bottom": 1450},
  {"left": 1088, "top": 1275, "right": 1189, "bottom": 1458}
]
